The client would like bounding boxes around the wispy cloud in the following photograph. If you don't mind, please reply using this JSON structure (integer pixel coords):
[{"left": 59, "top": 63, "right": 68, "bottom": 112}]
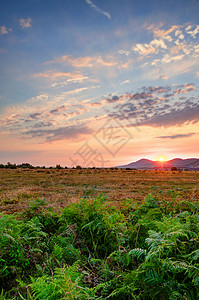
[
  {"left": 51, "top": 77, "right": 89, "bottom": 87},
  {"left": 19, "top": 17, "right": 32, "bottom": 29},
  {"left": 118, "top": 50, "right": 130, "bottom": 56},
  {"left": 24, "top": 124, "right": 93, "bottom": 142},
  {"left": 49, "top": 105, "right": 67, "bottom": 114},
  {"left": 132, "top": 23, "right": 199, "bottom": 81},
  {"left": 34, "top": 71, "right": 85, "bottom": 80},
  {"left": 62, "top": 85, "right": 100, "bottom": 96},
  {"left": 159, "top": 75, "right": 169, "bottom": 80},
  {"left": 157, "top": 133, "right": 196, "bottom": 139},
  {"left": 121, "top": 80, "right": 130, "bottom": 85},
  {"left": 146, "top": 24, "right": 180, "bottom": 39},
  {"left": 86, "top": 0, "right": 111, "bottom": 20},
  {"left": 46, "top": 55, "right": 116, "bottom": 68}
]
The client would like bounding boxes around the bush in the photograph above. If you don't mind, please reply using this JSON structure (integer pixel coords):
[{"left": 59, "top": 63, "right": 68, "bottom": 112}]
[{"left": 1, "top": 192, "right": 199, "bottom": 299}]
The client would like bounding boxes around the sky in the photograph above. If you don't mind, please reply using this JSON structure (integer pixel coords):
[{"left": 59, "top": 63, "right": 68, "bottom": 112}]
[{"left": 0, "top": 0, "right": 199, "bottom": 167}]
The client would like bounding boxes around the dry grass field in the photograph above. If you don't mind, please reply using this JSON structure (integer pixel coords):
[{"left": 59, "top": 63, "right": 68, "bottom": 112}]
[{"left": 0, "top": 168, "right": 199, "bottom": 213}]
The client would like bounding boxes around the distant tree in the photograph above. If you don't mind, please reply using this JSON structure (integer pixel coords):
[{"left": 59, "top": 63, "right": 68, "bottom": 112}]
[
  {"left": 56, "top": 164, "right": 62, "bottom": 169},
  {"left": 171, "top": 166, "right": 178, "bottom": 171},
  {"left": 76, "top": 165, "right": 82, "bottom": 169},
  {"left": 5, "top": 162, "right": 12, "bottom": 168},
  {"left": 19, "top": 163, "right": 33, "bottom": 169},
  {"left": 5, "top": 162, "right": 16, "bottom": 169},
  {"left": 0, "top": 164, "right": 5, "bottom": 168}
]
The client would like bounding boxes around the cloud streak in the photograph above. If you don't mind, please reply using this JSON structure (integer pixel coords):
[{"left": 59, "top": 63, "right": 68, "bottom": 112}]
[
  {"left": 86, "top": 0, "right": 111, "bottom": 20},
  {"left": 46, "top": 55, "right": 116, "bottom": 68},
  {"left": 156, "top": 133, "right": 196, "bottom": 139},
  {"left": 24, "top": 124, "right": 93, "bottom": 142}
]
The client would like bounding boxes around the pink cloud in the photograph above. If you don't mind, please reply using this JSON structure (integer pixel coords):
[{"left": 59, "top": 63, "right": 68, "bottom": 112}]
[
  {"left": 0, "top": 26, "right": 8, "bottom": 35},
  {"left": 46, "top": 55, "right": 117, "bottom": 68},
  {"left": 19, "top": 17, "right": 32, "bottom": 28},
  {"left": 34, "top": 71, "right": 85, "bottom": 80}
]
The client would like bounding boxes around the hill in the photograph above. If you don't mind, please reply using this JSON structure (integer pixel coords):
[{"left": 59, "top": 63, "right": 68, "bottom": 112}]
[{"left": 116, "top": 158, "right": 199, "bottom": 170}]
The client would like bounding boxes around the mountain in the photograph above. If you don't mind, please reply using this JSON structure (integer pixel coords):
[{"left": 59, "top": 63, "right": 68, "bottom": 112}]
[{"left": 116, "top": 158, "right": 199, "bottom": 170}]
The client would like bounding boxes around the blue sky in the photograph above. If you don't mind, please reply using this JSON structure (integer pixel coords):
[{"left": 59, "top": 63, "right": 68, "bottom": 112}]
[{"left": 0, "top": 0, "right": 199, "bottom": 167}]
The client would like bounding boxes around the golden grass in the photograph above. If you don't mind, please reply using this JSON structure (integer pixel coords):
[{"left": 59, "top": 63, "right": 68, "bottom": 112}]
[{"left": 0, "top": 168, "right": 198, "bottom": 213}]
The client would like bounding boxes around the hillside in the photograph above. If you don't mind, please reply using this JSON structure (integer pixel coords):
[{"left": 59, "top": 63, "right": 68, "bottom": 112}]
[{"left": 116, "top": 158, "right": 199, "bottom": 170}]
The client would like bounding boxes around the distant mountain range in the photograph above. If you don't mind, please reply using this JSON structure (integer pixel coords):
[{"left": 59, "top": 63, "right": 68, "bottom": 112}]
[{"left": 116, "top": 158, "right": 199, "bottom": 170}]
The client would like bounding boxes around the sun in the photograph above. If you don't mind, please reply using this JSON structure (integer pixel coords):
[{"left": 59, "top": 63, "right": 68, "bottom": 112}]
[{"left": 158, "top": 156, "right": 166, "bottom": 162}]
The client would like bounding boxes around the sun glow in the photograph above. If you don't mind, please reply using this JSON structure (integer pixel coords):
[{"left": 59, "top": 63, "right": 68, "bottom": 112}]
[{"left": 158, "top": 156, "right": 166, "bottom": 162}]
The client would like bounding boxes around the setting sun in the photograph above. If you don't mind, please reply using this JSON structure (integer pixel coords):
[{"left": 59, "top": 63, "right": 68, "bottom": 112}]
[{"left": 158, "top": 156, "right": 166, "bottom": 162}]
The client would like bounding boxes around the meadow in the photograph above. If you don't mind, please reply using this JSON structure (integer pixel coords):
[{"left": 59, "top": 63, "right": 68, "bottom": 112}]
[
  {"left": 0, "top": 168, "right": 199, "bottom": 299},
  {"left": 0, "top": 168, "right": 199, "bottom": 213}
]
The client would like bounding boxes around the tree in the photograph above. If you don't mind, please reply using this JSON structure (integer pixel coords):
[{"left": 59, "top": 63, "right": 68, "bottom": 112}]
[
  {"left": 171, "top": 167, "right": 177, "bottom": 171},
  {"left": 76, "top": 165, "right": 82, "bottom": 169}
]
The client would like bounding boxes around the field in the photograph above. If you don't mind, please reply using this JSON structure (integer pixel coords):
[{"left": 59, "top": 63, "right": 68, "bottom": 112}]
[
  {"left": 0, "top": 168, "right": 199, "bottom": 213},
  {"left": 1, "top": 168, "right": 199, "bottom": 299}
]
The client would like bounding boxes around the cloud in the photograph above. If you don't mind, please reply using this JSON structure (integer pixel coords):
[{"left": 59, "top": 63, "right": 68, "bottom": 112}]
[
  {"left": 34, "top": 71, "right": 91, "bottom": 86},
  {"left": 29, "top": 113, "right": 42, "bottom": 119},
  {"left": 106, "top": 95, "right": 120, "bottom": 103},
  {"left": 19, "top": 17, "right": 32, "bottom": 29},
  {"left": 34, "top": 71, "right": 83, "bottom": 79},
  {"left": 173, "top": 83, "right": 196, "bottom": 95},
  {"left": 147, "top": 55, "right": 199, "bottom": 80},
  {"left": 175, "top": 30, "right": 184, "bottom": 40},
  {"left": 62, "top": 86, "right": 100, "bottom": 96},
  {"left": 143, "top": 86, "right": 171, "bottom": 93},
  {"left": 161, "top": 53, "right": 185, "bottom": 64},
  {"left": 156, "top": 133, "right": 196, "bottom": 139},
  {"left": 159, "top": 75, "right": 169, "bottom": 80},
  {"left": 24, "top": 124, "right": 93, "bottom": 142},
  {"left": 104, "top": 91, "right": 155, "bottom": 105},
  {"left": 133, "top": 38, "right": 167, "bottom": 56},
  {"left": 185, "top": 25, "right": 199, "bottom": 38},
  {"left": 33, "top": 121, "right": 53, "bottom": 128},
  {"left": 119, "top": 59, "right": 133, "bottom": 69},
  {"left": 46, "top": 55, "right": 116, "bottom": 68},
  {"left": 0, "top": 26, "right": 8, "bottom": 35},
  {"left": 118, "top": 50, "right": 130, "bottom": 56},
  {"left": 121, "top": 80, "right": 130, "bottom": 85},
  {"left": 49, "top": 105, "right": 66, "bottom": 114},
  {"left": 139, "top": 105, "right": 199, "bottom": 127},
  {"left": 133, "top": 43, "right": 156, "bottom": 56},
  {"left": 86, "top": 0, "right": 111, "bottom": 20},
  {"left": 147, "top": 24, "right": 180, "bottom": 39},
  {"left": 150, "top": 39, "right": 167, "bottom": 49},
  {"left": 51, "top": 77, "right": 89, "bottom": 87},
  {"left": 134, "top": 23, "right": 199, "bottom": 78},
  {"left": 106, "top": 83, "right": 198, "bottom": 129}
]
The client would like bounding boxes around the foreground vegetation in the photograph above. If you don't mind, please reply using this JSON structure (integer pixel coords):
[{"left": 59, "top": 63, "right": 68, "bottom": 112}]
[{"left": 1, "top": 189, "right": 199, "bottom": 299}]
